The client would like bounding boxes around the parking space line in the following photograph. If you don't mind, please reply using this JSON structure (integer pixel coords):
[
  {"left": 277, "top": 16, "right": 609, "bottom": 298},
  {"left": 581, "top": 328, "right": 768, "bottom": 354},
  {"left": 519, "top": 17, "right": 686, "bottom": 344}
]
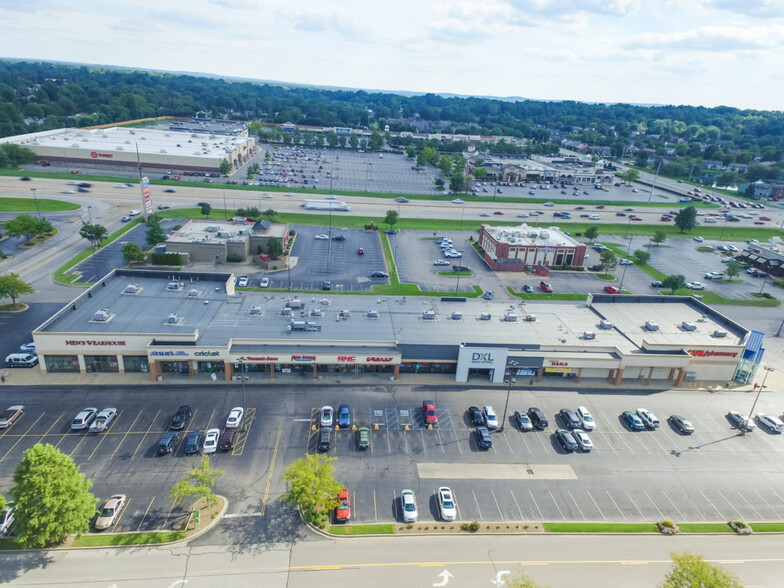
[
  {"left": 88, "top": 412, "right": 121, "bottom": 461},
  {"left": 501, "top": 431, "right": 513, "bottom": 454},
  {"left": 36, "top": 413, "right": 64, "bottom": 444},
  {"left": 392, "top": 489, "right": 399, "bottom": 521},
  {"left": 518, "top": 432, "right": 531, "bottom": 455},
  {"left": 771, "top": 490, "right": 784, "bottom": 514},
  {"left": 436, "top": 429, "right": 445, "bottom": 454},
  {"left": 137, "top": 497, "right": 155, "bottom": 532},
  {"left": 753, "top": 490, "right": 780, "bottom": 519},
  {"left": 490, "top": 489, "right": 503, "bottom": 520},
  {"left": 260, "top": 422, "right": 283, "bottom": 516},
  {"left": 451, "top": 429, "right": 463, "bottom": 454},
  {"left": 734, "top": 490, "right": 763, "bottom": 521},
  {"left": 68, "top": 432, "right": 90, "bottom": 459},
  {"left": 232, "top": 408, "right": 255, "bottom": 456},
  {"left": 403, "top": 430, "right": 409, "bottom": 454},
  {"left": 606, "top": 491, "right": 627, "bottom": 520},
  {"left": 131, "top": 409, "right": 161, "bottom": 459},
  {"left": 625, "top": 490, "right": 645, "bottom": 519},
  {"left": 306, "top": 408, "right": 319, "bottom": 454},
  {"left": 661, "top": 491, "right": 685, "bottom": 520},
  {"left": 472, "top": 489, "right": 483, "bottom": 520},
  {"left": 372, "top": 490, "right": 377, "bottom": 521},
  {"left": 700, "top": 491, "right": 726, "bottom": 520},
  {"left": 533, "top": 432, "right": 549, "bottom": 453},
  {"left": 548, "top": 490, "right": 565, "bottom": 520},
  {"left": 643, "top": 490, "right": 665, "bottom": 520},
  {"left": 0, "top": 413, "right": 46, "bottom": 463},
  {"left": 717, "top": 491, "right": 744, "bottom": 520},
  {"left": 110, "top": 410, "right": 144, "bottom": 460},
  {"left": 160, "top": 502, "right": 176, "bottom": 531},
  {"left": 646, "top": 431, "right": 669, "bottom": 453},
  {"left": 385, "top": 429, "right": 391, "bottom": 453},
  {"left": 455, "top": 490, "right": 462, "bottom": 521},
  {"left": 594, "top": 430, "right": 617, "bottom": 456},
  {"left": 567, "top": 491, "right": 585, "bottom": 520},
  {"left": 510, "top": 490, "right": 524, "bottom": 520},
  {"left": 586, "top": 491, "right": 607, "bottom": 521},
  {"left": 419, "top": 429, "right": 427, "bottom": 454},
  {"left": 529, "top": 490, "right": 544, "bottom": 520},
  {"left": 113, "top": 497, "right": 132, "bottom": 529},
  {"left": 684, "top": 495, "right": 709, "bottom": 521}
]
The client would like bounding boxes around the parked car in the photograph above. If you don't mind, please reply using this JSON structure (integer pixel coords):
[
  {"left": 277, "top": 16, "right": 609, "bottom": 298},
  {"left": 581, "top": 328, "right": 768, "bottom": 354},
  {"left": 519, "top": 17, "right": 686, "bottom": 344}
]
[
  {"left": 572, "top": 429, "right": 593, "bottom": 452},
  {"left": 434, "top": 259, "right": 449, "bottom": 266},
  {"left": 226, "top": 407, "right": 244, "bottom": 429},
  {"left": 575, "top": 406, "right": 596, "bottom": 431},
  {"left": 668, "top": 414, "right": 695, "bottom": 435},
  {"left": 0, "top": 502, "right": 15, "bottom": 536},
  {"left": 19, "top": 342, "right": 36, "bottom": 354},
  {"left": 337, "top": 404, "right": 351, "bottom": 428},
  {"left": 170, "top": 405, "right": 192, "bottom": 430},
  {"left": 314, "top": 234, "right": 329, "bottom": 240},
  {"left": 559, "top": 408, "right": 581, "bottom": 430},
  {"left": 437, "top": 487, "right": 456, "bottom": 521},
  {"left": 95, "top": 494, "right": 127, "bottom": 530},
  {"left": 401, "top": 489, "right": 418, "bottom": 523},
  {"left": 358, "top": 248, "right": 365, "bottom": 255},
  {"left": 685, "top": 281, "right": 705, "bottom": 290},
  {"left": 184, "top": 431, "right": 203, "bottom": 455},
  {"left": 475, "top": 425, "right": 493, "bottom": 449},
  {"left": 636, "top": 408, "right": 661, "bottom": 429},
  {"left": 513, "top": 410, "right": 533, "bottom": 431},
  {"left": 203, "top": 428, "right": 220, "bottom": 454},
  {"left": 0, "top": 405, "right": 25, "bottom": 429},
  {"left": 356, "top": 426, "right": 370, "bottom": 449},
  {"left": 756, "top": 413, "right": 784, "bottom": 433},
  {"left": 726, "top": 411, "right": 756, "bottom": 432},
  {"left": 422, "top": 401, "right": 438, "bottom": 426},
  {"left": 89, "top": 408, "right": 118, "bottom": 433},
  {"left": 523, "top": 284, "right": 533, "bottom": 293},
  {"left": 555, "top": 428, "right": 578, "bottom": 452},
  {"left": 318, "top": 426, "right": 332, "bottom": 451},
  {"left": 259, "top": 277, "right": 270, "bottom": 288},
  {"left": 604, "top": 286, "right": 620, "bottom": 294},
  {"left": 467, "top": 406, "right": 484, "bottom": 426},
  {"left": 71, "top": 407, "right": 98, "bottom": 430},
  {"left": 482, "top": 406, "right": 498, "bottom": 430},
  {"left": 622, "top": 411, "right": 645, "bottom": 431},
  {"left": 370, "top": 271, "right": 389, "bottom": 278},
  {"left": 157, "top": 431, "right": 180, "bottom": 454},
  {"left": 237, "top": 276, "right": 249, "bottom": 287},
  {"left": 335, "top": 488, "right": 351, "bottom": 522},
  {"left": 528, "top": 407, "right": 549, "bottom": 430},
  {"left": 320, "top": 406, "right": 334, "bottom": 428},
  {"left": 219, "top": 428, "right": 238, "bottom": 451},
  {"left": 540, "top": 281, "right": 553, "bottom": 293}
]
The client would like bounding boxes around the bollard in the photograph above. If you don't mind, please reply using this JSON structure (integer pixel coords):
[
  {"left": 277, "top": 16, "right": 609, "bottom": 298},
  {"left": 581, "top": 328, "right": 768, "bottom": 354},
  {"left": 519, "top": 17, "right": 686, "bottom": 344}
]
[
  {"left": 405, "top": 425, "right": 410, "bottom": 431},
  {"left": 428, "top": 424, "right": 433, "bottom": 430},
  {"left": 374, "top": 423, "right": 379, "bottom": 430}
]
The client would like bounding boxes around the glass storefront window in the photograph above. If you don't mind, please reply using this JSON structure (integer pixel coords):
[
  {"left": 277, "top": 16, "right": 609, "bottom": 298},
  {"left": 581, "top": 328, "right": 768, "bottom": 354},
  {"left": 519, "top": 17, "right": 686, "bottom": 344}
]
[
  {"left": 399, "top": 362, "right": 456, "bottom": 374},
  {"left": 199, "top": 361, "right": 225, "bottom": 373},
  {"left": 161, "top": 361, "right": 190, "bottom": 374},
  {"left": 124, "top": 356, "right": 149, "bottom": 373},
  {"left": 45, "top": 355, "right": 79, "bottom": 373},
  {"left": 84, "top": 355, "right": 119, "bottom": 373}
]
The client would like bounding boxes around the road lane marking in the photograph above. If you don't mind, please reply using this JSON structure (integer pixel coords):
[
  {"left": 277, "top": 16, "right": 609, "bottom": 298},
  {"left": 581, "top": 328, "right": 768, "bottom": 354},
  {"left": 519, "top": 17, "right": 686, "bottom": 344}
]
[
  {"left": 490, "top": 489, "right": 503, "bottom": 520},
  {"left": 261, "top": 422, "right": 283, "bottom": 516},
  {"left": 510, "top": 490, "right": 524, "bottom": 520},
  {"left": 110, "top": 410, "right": 144, "bottom": 460},
  {"left": 131, "top": 409, "right": 161, "bottom": 460},
  {"left": 548, "top": 490, "right": 565, "bottom": 520},
  {"left": 606, "top": 491, "right": 626, "bottom": 520},
  {"left": 0, "top": 413, "right": 46, "bottom": 463},
  {"left": 587, "top": 490, "right": 607, "bottom": 521},
  {"left": 137, "top": 497, "right": 155, "bottom": 532},
  {"left": 568, "top": 490, "right": 585, "bottom": 520},
  {"left": 529, "top": 490, "right": 544, "bottom": 520}
]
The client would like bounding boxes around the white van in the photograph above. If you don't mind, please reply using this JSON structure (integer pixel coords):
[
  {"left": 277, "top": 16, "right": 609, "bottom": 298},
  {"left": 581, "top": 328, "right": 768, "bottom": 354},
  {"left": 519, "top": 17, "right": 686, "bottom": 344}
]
[{"left": 5, "top": 353, "right": 38, "bottom": 368}]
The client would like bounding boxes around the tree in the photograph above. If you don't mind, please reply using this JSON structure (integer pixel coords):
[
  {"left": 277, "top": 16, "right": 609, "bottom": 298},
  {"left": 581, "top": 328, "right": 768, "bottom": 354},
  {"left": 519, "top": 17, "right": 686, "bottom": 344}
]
[
  {"left": 653, "top": 229, "right": 667, "bottom": 245},
  {"left": 416, "top": 152, "right": 427, "bottom": 167},
  {"left": 369, "top": 130, "right": 383, "bottom": 151},
  {"left": 0, "top": 273, "right": 35, "bottom": 307},
  {"left": 0, "top": 493, "right": 6, "bottom": 514},
  {"left": 281, "top": 453, "right": 342, "bottom": 529},
  {"left": 619, "top": 168, "right": 639, "bottom": 185},
  {"left": 266, "top": 237, "right": 283, "bottom": 258},
  {"left": 434, "top": 178, "right": 445, "bottom": 190},
  {"left": 219, "top": 159, "right": 231, "bottom": 175},
  {"left": 79, "top": 222, "right": 108, "bottom": 248},
  {"left": 145, "top": 214, "right": 165, "bottom": 247},
  {"left": 725, "top": 261, "right": 742, "bottom": 279},
  {"left": 674, "top": 206, "right": 697, "bottom": 233},
  {"left": 584, "top": 226, "right": 599, "bottom": 243},
  {"left": 200, "top": 202, "right": 212, "bottom": 217},
  {"left": 262, "top": 208, "right": 277, "bottom": 220},
  {"left": 473, "top": 167, "right": 488, "bottom": 179},
  {"left": 4, "top": 214, "right": 52, "bottom": 244},
  {"left": 384, "top": 210, "right": 399, "bottom": 228},
  {"left": 660, "top": 551, "right": 741, "bottom": 588},
  {"left": 169, "top": 455, "right": 224, "bottom": 509},
  {"left": 449, "top": 171, "right": 465, "bottom": 193},
  {"left": 405, "top": 145, "right": 416, "bottom": 159},
  {"left": 662, "top": 274, "right": 686, "bottom": 292},
  {"left": 439, "top": 155, "right": 453, "bottom": 176},
  {"left": 122, "top": 242, "right": 145, "bottom": 264},
  {"left": 506, "top": 571, "right": 544, "bottom": 588},
  {"left": 599, "top": 249, "right": 618, "bottom": 273},
  {"left": 633, "top": 249, "right": 651, "bottom": 265},
  {"left": 10, "top": 443, "right": 97, "bottom": 548}
]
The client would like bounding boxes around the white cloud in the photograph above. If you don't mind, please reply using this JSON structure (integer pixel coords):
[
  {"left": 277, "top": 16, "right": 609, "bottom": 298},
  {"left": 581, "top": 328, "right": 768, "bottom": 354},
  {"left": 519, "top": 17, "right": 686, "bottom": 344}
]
[
  {"left": 626, "top": 25, "right": 784, "bottom": 53},
  {"left": 705, "top": 0, "right": 784, "bottom": 18}
]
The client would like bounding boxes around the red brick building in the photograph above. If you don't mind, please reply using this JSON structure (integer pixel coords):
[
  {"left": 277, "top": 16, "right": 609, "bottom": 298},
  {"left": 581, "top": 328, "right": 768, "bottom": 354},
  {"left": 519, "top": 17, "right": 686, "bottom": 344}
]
[{"left": 478, "top": 224, "right": 587, "bottom": 272}]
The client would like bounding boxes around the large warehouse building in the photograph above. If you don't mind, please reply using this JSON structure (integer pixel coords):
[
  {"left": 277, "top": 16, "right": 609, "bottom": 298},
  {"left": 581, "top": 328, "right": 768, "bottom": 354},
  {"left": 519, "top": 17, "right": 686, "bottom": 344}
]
[
  {"left": 0, "top": 126, "right": 257, "bottom": 172},
  {"left": 30, "top": 270, "right": 764, "bottom": 387}
]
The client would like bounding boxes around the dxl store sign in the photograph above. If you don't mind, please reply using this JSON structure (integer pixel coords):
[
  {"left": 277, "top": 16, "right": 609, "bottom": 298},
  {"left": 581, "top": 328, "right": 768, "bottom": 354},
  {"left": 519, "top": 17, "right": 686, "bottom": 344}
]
[{"left": 471, "top": 352, "right": 495, "bottom": 364}]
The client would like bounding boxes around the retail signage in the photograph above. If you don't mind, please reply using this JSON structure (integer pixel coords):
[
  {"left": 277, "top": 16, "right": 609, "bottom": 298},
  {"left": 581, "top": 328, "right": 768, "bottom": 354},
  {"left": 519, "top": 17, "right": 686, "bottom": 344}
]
[
  {"left": 687, "top": 350, "right": 739, "bottom": 359},
  {"left": 548, "top": 360, "right": 568, "bottom": 366},
  {"left": 292, "top": 355, "right": 316, "bottom": 362},
  {"left": 471, "top": 352, "right": 494, "bottom": 364},
  {"left": 149, "top": 349, "right": 223, "bottom": 359},
  {"left": 90, "top": 151, "right": 113, "bottom": 159},
  {"left": 150, "top": 350, "right": 188, "bottom": 357},
  {"left": 545, "top": 367, "right": 572, "bottom": 373},
  {"left": 66, "top": 340, "right": 126, "bottom": 346},
  {"left": 234, "top": 354, "right": 400, "bottom": 364}
]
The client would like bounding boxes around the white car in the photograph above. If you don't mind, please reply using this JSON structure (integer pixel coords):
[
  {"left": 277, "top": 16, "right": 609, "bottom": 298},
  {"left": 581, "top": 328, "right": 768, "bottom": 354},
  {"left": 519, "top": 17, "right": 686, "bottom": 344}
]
[
  {"left": 321, "top": 406, "right": 334, "bottom": 428},
  {"left": 482, "top": 406, "right": 498, "bottom": 430},
  {"left": 517, "top": 213, "right": 529, "bottom": 218},
  {"left": 226, "top": 407, "right": 245, "bottom": 428},
  {"left": 89, "top": 408, "right": 118, "bottom": 433},
  {"left": 619, "top": 259, "right": 634, "bottom": 265},
  {"left": 434, "top": 259, "right": 450, "bottom": 266},
  {"left": 575, "top": 406, "right": 596, "bottom": 431},
  {"left": 71, "top": 407, "right": 98, "bottom": 430},
  {"left": 259, "top": 277, "right": 270, "bottom": 288},
  {"left": 95, "top": 494, "right": 127, "bottom": 530},
  {"left": 686, "top": 281, "right": 705, "bottom": 290},
  {"left": 262, "top": 193, "right": 273, "bottom": 199},
  {"left": 61, "top": 189, "right": 76, "bottom": 194},
  {"left": 437, "top": 487, "right": 457, "bottom": 521},
  {"left": 128, "top": 209, "right": 141, "bottom": 216},
  {"left": 636, "top": 408, "right": 660, "bottom": 429},
  {"left": 572, "top": 429, "right": 593, "bottom": 452},
  {"left": 451, "top": 199, "right": 464, "bottom": 204},
  {"left": 401, "top": 489, "right": 418, "bottom": 523},
  {"left": 756, "top": 413, "right": 784, "bottom": 433},
  {"left": 727, "top": 411, "right": 756, "bottom": 432},
  {"left": 203, "top": 428, "right": 220, "bottom": 454},
  {"left": 704, "top": 272, "right": 725, "bottom": 280},
  {"left": 237, "top": 276, "right": 249, "bottom": 287},
  {"left": 727, "top": 245, "right": 739, "bottom": 252},
  {"left": 314, "top": 234, "right": 329, "bottom": 240},
  {"left": 704, "top": 217, "right": 717, "bottom": 223},
  {"left": 0, "top": 502, "right": 15, "bottom": 536},
  {"left": 19, "top": 342, "right": 36, "bottom": 354},
  {"left": 693, "top": 236, "right": 704, "bottom": 242},
  {"left": 588, "top": 214, "right": 600, "bottom": 220}
]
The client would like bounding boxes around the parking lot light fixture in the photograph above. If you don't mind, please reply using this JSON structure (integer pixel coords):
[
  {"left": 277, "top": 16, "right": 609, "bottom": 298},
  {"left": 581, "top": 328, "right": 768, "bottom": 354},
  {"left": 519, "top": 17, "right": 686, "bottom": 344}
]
[
  {"left": 744, "top": 366, "right": 773, "bottom": 435},
  {"left": 498, "top": 361, "right": 518, "bottom": 433},
  {"left": 30, "top": 187, "right": 41, "bottom": 219}
]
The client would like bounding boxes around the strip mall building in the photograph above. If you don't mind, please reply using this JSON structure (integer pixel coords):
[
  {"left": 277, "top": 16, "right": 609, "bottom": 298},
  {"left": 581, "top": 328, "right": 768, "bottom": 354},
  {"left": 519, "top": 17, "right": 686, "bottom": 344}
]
[{"left": 31, "top": 270, "right": 764, "bottom": 387}]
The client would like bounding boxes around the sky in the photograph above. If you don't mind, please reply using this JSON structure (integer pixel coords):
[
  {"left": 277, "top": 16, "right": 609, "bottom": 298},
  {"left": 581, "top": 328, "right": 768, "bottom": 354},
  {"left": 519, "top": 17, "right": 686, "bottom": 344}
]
[{"left": 1, "top": 0, "right": 783, "bottom": 111}]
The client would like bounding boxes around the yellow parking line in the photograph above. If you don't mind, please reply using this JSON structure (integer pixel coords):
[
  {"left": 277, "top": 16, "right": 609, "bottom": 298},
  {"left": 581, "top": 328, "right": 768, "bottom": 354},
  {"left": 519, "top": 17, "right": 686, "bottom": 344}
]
[
  {"left": 137, "top": 497, "right": 155, "bottom": 532},
  {"left": 455, "top": 489, "right": 462, "bottom": 521},
  {"left": 232, "top": 408, "right": 255, "bottom": 456},
  {"left": 113, "top": 496, "right": 132, "bottom": 529},
  {"left": 205, "top": 408, "right": 216, "bottom": 429},
  {"left": 131, "top": 409, "right": 161, "bottom": 459},
  {"left": 0, "top": 413, "right": 46, "bottom": 463},
  {"left": 306, "top": 408, "right": 319, "bottom": 454},
  {"left": 110, "top": 410, "right": 144, "bottom": 460},
  {"left": 37, "top": 413, "right": 64, "bottom": 443},
  {"left": 68, "top": 432, "right": 90, "bottom": 458},
  {"left": 260, "top": 422, "right": 282, "bottom": 516},
  {"left": 161, "top": 501, "right": 176, "bottom": 531}
]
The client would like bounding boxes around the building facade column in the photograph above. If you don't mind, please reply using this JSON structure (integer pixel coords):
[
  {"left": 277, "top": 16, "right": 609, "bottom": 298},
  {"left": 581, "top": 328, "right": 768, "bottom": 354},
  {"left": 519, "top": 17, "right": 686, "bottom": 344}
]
[
  {"left": 190, "top": 360, "right": 197, "bottom": 380},
  {"left": 613, "top": 368, "right": 624, "bottom": 386},
  {"left": 576, "top": 367, "right": 582, "bottom": 383},
  {"left": 269, "top": 364, "right": 275, "bottom": 379},
  {"left": 646, "top": 367, "right": 654, "bottom": 385},
  {"left": 149, "top": 360, "right": 161, "bottom": 382},
  {"left": 116, "top": 355, "right": 126, "bottom": 374},
  {"left": 225, "top": 361, "right": 233, "bottom": 381},
  {"left": 393, "top": 365, "right": 400, "bottom": 380},
  {"left": 675, "top": 368, "right": 686, "bottom": 387},
  {"left": 312, "top": 364, "right": 317, "bottom": 379},
  {"left": 354, "top": 364, "right": 359, "bottom": 379}
]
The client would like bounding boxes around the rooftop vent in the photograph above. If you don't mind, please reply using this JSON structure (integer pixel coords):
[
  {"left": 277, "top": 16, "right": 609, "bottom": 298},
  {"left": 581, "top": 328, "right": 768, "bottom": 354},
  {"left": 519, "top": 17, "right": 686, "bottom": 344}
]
[
  {"left": 367, "top": 310, "right": 379, "bottom": 319},
  {"left": 525, "top": 314, "right": 537, "bottom": 322},
  {"left": 583, "top": 331, "right": 596, "bottom": 340},
  {"left": 451, "top": 311, "right": 463, "bottom": 320},
  {"left": 681, "top": 321, "right": 697, "bottom": 331},
  {"left": 166, "top": 281, "right": 184, "bottom": 291},
  {"left": 204, "top": 226, "right": 219, "bottom": 233},
  {"left": 123, "top": 283, "right": 139, "bottom": 294},
  {"left": 167, "top": 313, "right": 179, "bottom": 324},
  {"left": 645, "top": 320, "right": 659, "bottom": 331},
  {"left": 320, "top": 298, "right": 330, "bottom": 306},
  {"left": 599, "top": 319, "right": 613, "bottom": 330},
  {"left": 311, "top": 309, "right": 323, "bottom": 317},
  {"left": 338, "top": 310, "right": 351, "bottom": 319},
  {"left": 280, "top": 307, "right": 292, "bottom": 316},
  {"left": 480, "top": 313, "right": 491, "bottom": 321},
  {"left": 249, "top": 306, "right": 262, "bottom": 316},
  {"left": 423, "top": 310, "right": 436, "bottom": 320},
  {"left": 92, "top": 308, "right": 110, "bottom": 322},
  {"left": 713, "top": 330, "right": 728, "bottom": 338}
]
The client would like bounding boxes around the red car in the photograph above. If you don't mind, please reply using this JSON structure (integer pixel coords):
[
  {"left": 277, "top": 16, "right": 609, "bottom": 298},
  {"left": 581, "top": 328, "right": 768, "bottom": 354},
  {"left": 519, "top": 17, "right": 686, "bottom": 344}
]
[
  {"left": 604, "top": 286, "right": 621, "bottom": 294},
  {"left": 660, "top": 215, "right": 672, "bottom": 221},
  {"left": 596, "top": 205, "right": 605, "bottom": 209},
  {"left": 357, "top": 247, "right": 365, "bottom": 255},
  {"left": 540, "top": 281, "right": 553, "bottom": 293},
  {"left": 422, "top": 401, "right": 438, "bottom": 426},
  {"left": 630, "top": 216, "right": 643, "bottom": 221},
  {"left": 70, "top": 170, "right": 79, "bottom": 174},
  {"left": 760, "top": 216, "right": 772, "bottom": 221},
  {"left": 335, "top": 488, "right": 351, "bottom": 522}
]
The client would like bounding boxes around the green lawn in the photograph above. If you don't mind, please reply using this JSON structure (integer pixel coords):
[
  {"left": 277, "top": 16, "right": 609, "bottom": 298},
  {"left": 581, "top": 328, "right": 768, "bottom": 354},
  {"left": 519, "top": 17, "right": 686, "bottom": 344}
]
[
  {"left": 0, "top": 538, "right": 25, "bottom": 550},
  {"left": 0, "top": 196, "right": 80, "bottom": 213},
  {"left": 328, "top": 524, "right": 395, "bottom": 535},
  {"left": 749, "top": 523, "right": 784, "bottom": 532},
  {"left": 72, "top": 531, "right": 187, "bottom": 546},
  {"left": 543, "top": 522, "right": 659, "bottom": 533},
  {"left": 438, "top": 271, "right": 472, "bottom": 276},
  {"left": 677, "top": 523, "right": 734, "bottom": 533}
]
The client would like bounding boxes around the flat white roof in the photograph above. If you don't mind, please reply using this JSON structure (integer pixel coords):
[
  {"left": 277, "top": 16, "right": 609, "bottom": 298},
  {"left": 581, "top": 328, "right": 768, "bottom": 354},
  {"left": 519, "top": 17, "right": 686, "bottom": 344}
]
[{"left": 483, "top": 224, "right": 580, "bottom": 248}]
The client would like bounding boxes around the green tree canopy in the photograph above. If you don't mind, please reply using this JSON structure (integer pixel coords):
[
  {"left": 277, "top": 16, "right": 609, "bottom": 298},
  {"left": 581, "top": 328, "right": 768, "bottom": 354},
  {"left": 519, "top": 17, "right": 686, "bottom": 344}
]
[
  {"left": 3, "top": 214, "right": 52, "bottom": 244},
  {"left": 653, "top": 229, "right": 668, "bottom": 245},
  {"left": 619, "top": 168, "right": 639, "bottom": 185},
  {"left": 450, "top": 171, "right": 465, "bottom": 193},
  {"left": 370, "top": 130, "right": 383, "bottom": 151},
  {"left": 663, "top": 274, "right": 686, "bottom": 292},
  {"left": 262, "top": 208, "right": 277, "bottom": 220},
  {"left": 434, "top": 178, "right": 445, "bottom": 190},
  {"left": 122, "top": 242, "right": 145, "bottom": 264},
  {"left": 674, "top": 206, "right": 698, "bottom": 233},
  {"left": 266, "top": 237, "right": 283, "bottom": 258},
  {"left": 169, "top": 455, "right": 224, "bottom": 509},
  {"left": 439, "top": 155, "right": 453, "bottom": 176},
  {"left": 0, "top": 272, "right": 34, "bottom": 306},
  {"left": 384, "top": 210, "right": 399, "bottom": 228},
  {"left": 405, "top": 145, "right": 416, "bottom": 159},
  {"left": 281, "top": 453, "right": 342, "bottom": 529},
  {"left": 660, "top": 551, "right": 741, "bottom": 588},
  {"left": 79, "top": 222, "right": 107, "bottom": 248},
  {"left": 633, "top": 249, "right": 651, "bottom": 265},
  {"left": 10, "top": 443, "right": 97, "bottom": 548},
  {"left": 219, "top": 159, "right": 231, "bottom": 175},
  {"left": 725, "top": 261, "right": 742, "bottom": 279},
  {"left": 584, "top": 226, "right": 600, "bottom": 243},
  {"left": 200, "top": 202, "right": 212, "bottom": 217},
  {"left": 599, "top": 249, "right": 618, "bottom": 273},
  {"left": 145, "top": 214, "right": 165, "bottom": 247}
]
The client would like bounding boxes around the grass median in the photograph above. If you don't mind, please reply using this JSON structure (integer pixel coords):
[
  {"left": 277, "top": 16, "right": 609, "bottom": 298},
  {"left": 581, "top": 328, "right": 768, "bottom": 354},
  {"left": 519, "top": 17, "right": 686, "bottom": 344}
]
[
  {"left": 328, "top": 524, "right": 396, "bottom": 536},
  {"left": 543, "top": 522, "right": 659, "bottom": 533},
  {"left": 0, "top": 196, "right": 80, "bottom": 213},
  {"left": 72, "top": 531, "right": 187, "bottom": 547}
]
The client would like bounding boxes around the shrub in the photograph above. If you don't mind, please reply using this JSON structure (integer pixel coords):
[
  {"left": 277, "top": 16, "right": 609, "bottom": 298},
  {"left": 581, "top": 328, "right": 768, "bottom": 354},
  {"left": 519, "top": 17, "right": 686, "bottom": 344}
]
[
  {"left": 658, "top": 519, "right": 680, "bottom": 535},
  {"left": 226, "top": 254, "right": 244, "bottom": 263},
  {"left": 461, "top": 521, "right": 480, "bottom": 532},
  {"left": 150, "top": 252, "right": 182, "bottom": 265},
  {"left": 729, "top": 521, "right": 752, "bottom": 535}
]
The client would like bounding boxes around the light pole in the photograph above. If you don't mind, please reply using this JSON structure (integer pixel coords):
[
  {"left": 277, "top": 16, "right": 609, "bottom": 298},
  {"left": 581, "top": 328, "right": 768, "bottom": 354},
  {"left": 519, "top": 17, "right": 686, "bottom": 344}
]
[
  {"left": 646, "top": 159, "right": 662, "bottom": 203},
  {"left": 618, "top": 233, "right": 635, "bottom": 292},
  {"left": 759, "top": 274, "right": 769, "bottom": 295},
  {"left": 744, "top": 366, "right": 772, "bottom": 435},
  {"left": 498, "top": 361, "right": 518, "bottom": 433},
  {"left": 87, "top": 205, "right": 100, "bottom": 282},
  {"left": 29, "top": 188, "right": 41, "bottom": 219},
  {"left": 720, "top": 216, "right": 729, "bottom": 241}
]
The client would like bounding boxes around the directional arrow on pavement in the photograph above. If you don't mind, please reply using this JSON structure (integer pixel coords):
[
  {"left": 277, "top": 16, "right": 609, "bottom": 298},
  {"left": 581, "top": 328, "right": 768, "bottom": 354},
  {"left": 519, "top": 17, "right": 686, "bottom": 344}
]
[{"left": 432, "top": 569, "right": 454, "bottom": 586}]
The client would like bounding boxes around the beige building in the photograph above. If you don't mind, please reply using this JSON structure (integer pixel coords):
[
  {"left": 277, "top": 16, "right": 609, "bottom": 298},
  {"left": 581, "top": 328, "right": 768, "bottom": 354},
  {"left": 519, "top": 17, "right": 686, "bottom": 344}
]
[{"left": 164, "top": 219, "right": 289, "bottom": 264}]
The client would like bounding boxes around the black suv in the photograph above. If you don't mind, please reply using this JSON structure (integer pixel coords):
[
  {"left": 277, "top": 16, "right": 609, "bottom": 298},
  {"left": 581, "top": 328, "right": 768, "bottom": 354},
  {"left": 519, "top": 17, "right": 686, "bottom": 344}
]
[
  {"left": 467, "top": 406, "right": 484, "bottom": 426},
  {"left": 559, "top": 408, "right": 581, "bottom": 430},
  {"left": 219, "top": 428, "right": 238, "bottom": 451},
  {"left": 475, "top": 426, "right": 493, "bottom": 449},
  {"left": 528, "top": 407, "right": 549, "bottom": 430},
  {"left": 170, "top": 405, "right": 192, "bottom": 430},
  {"left": 157, "top": 431, "right": 180, "bottom": 455},
  {"left": 321, "top": 281, "right": 331, "bottom": 291},
  {"left": 184, "top": 431, "right": 202, "bottom": 455},
  {"left": 555, "top": 428, "right": 578, "bottom": 453}
]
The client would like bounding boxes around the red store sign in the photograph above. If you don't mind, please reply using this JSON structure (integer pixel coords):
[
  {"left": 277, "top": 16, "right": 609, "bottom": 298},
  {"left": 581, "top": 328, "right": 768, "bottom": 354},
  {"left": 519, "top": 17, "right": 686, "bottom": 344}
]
[
  {"left": 66, "top": 340, "right": 126, "bottom": 346},
  {"left": 549, "top": 361, "right": 569, "bottom": 366},
  {"left": 90, "top": 151, "right": 114, "bottom": 159},
  {"left": 687, "top": 350, "right": 738, "bottom": 358}
]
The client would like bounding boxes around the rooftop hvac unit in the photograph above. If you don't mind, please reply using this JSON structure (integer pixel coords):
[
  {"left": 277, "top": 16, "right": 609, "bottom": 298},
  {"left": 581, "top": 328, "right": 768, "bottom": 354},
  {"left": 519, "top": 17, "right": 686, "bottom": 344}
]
[
  {"left": 320, "top": 298, "right": 330, "bottom": 305},
  {"left": 93, "top": 308, "right": 110, "bottom": 322},
  {"left": 583, "top": 331, "right": 596, "bottom": 340},
  {"left": 367, "top": 310, "right": 379, "bottom": 319},
  {"left": 204, "top": 226, "right": 219, "bottom": 232},
  {"left": 599, "top": 319, "right": 613, "bottom": 330},
  {"left": 280, "top": 308, "right": 292, "bottom": 316},
  {"left": 166, "top": 281, "right": 184, "bottom": 291},
  {"left": 167, "top": 313, "right": 179, "bottom": 324},
  {"left": 187, "top": 289, "right": 200, "bottom": 298},
  {"left": 525, "top": 314, "right": 537, "bottom": 322},
  {"left": 249, "top": 306, "right": 262, "bottom": 316},
  {"left": 451, "top": 311, "right": 463, "bottom": 320},
  {"left": 681, "top": 321, "right": 697, "bottom": 331},
  {"left": 338, "top": 310, "right": 351, "bottom": 319},
  {"left": 528, "top": 231, "right": 538, "bottom": 238},
  {"left": 713, "top": 330, "right": 728, "bottom": 338},
  {"left": 645, "top": 320, "right": 659, "bottom": 331},
  {"left": 539, "top": 231, "right": 550, "bottom": 239},
  {"left": 504, "top": 313, "right": 518, "bottom": 322},
  {"left": 287, "top": 299, "right": 304, "bottom": 309},
  {"left": 423, "top": 310, "right": 436, "bottom": 320},
  {"left": 123, "top": 283, "right": 139, "bottom": 294},
  {"left": 480, "top": 313, "right": 491, "bottom": 321},
  {"left": 310, "top": 309, "right": 323, "bottom": 317}
]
